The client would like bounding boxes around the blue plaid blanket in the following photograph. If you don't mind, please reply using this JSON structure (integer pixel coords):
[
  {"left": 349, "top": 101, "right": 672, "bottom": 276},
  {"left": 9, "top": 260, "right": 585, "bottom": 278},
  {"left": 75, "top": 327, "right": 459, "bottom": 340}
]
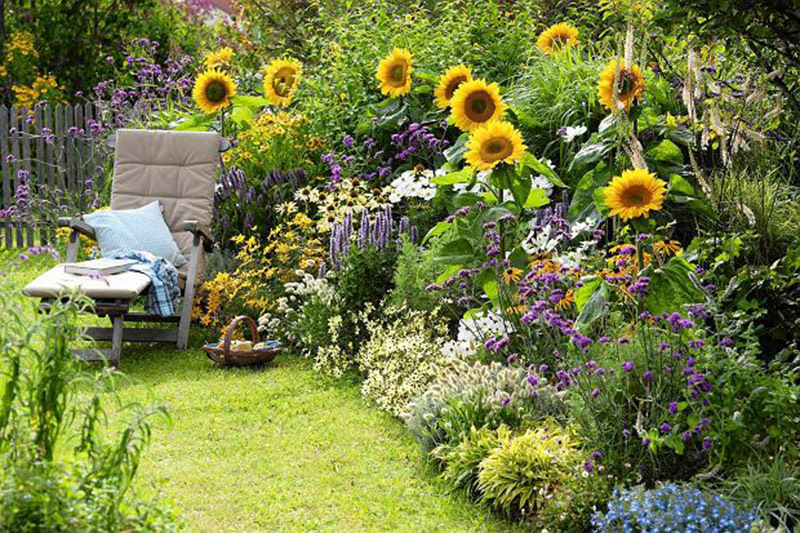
[{"left": 115, "top": 250, "right": 180, "bottom": 317}]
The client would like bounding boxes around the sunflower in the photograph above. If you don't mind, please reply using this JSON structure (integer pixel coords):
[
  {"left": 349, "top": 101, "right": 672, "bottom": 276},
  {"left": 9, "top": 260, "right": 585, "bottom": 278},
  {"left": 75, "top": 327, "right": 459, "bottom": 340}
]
[
  {"left": 203, "top": 47, "right": 234, "bottom": 69},
  {"left": 264, "top": 58, "right": 302, "bottom": 106},
  {"left": 536, "top": 23, "right": 580, "bottom": 54},
  {"left": 434, "top": 65, "right": 473, "bottom": 109},
  {"left": 450, "top": 79, "right": 507, "bottom": 132},
  {"left": 193, "top": 69, "right": 237, "bottom": 115},
  {"left": 598, "top": 58, "right": 645, "bottom": 113},
  {"left": 603, "top": 169, "right": 667, "bottom": 220},
  {"left": 501, "top": 267, "right": 524, "bottom": 284},
  {"left": 465, "top": 121, "right": 527, "bottom": 171},
  {"left": 376, "top": 48, "right": 413, "bottom": 98}
]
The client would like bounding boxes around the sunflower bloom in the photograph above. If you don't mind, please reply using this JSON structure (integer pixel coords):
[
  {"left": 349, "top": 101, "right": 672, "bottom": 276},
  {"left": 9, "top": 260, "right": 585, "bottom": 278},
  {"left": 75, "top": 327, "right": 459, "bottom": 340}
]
[
  {"left": 603, "top": 169, "right": 667, "bottom": 220},
  {"left": 465, "top": 121, "right": 527, "bottom": 171},
  {"left": 264, "top": 58, "right": 302, "bottom": 106},
  {"left": 434, "top": 65, "right": 473, "bottom": 109},
  {"left": 598, "top": 58, "right": 645, "bottom": 113},
  {"left": 536, "top": 23, "right": 580, "bottom": 54},
  {"left": 450, "top": 79, "right": 506, "bottom": 132},
  {"left": 376, "top": 48, "right": 413, "bottom": 98},
  {"left": 203, "top": 47, "right": 234, "bottom": 69},
  {"left": 193, "top": 69, "right": 237, "bottom": 115},
  {"left": 501, "top": 267, "right": 524, "bottom": 284}
]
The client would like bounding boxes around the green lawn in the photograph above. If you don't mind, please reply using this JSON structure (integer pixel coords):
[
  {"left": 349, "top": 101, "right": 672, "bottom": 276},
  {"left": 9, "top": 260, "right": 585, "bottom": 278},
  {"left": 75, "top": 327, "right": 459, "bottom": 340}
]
[{"left": 1, "top": 251, "right": 514, "bottom": 532}]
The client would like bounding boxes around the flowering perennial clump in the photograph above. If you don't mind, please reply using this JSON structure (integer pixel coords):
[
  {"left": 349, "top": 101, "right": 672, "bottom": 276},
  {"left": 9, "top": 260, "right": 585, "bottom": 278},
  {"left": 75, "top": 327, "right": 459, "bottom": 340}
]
[{"left": 593, "top": 484, "right": 758, "bottom": 532}]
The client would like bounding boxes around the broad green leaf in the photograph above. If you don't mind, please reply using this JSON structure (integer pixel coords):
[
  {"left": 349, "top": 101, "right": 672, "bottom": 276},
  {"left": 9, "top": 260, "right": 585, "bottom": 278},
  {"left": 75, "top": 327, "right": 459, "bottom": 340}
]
[
  {"left": 444, "top": 133, "right": 468, "bottom": 164},
  {"left": 174, "top": 113, "right": 214, "bottom": 131},
  {"left": 436, "top": 264, "right": 462, "bottom": 284},
  {"left": 435, "top": 238, "right": 475, "bottom": 265},
  {"left": 231, "top": 95, "right": 272, "bottom": 108},
  {"left": 574, "top": 277, "right": 602, "bottom": 311},
  {"left": 230, "top": 106, "right": 254, "bottom": 128},
  {"left": 521, "top": 152, "right": 566, "bottom": 188},
  {"left": 575, "top": 280, "right": 608, "bottom": 331},
  {"left": 423, "top": 220, "right": 452, "bottom": 244},
  {"left": 431, "top": 167, "right": 474, "bottom": 185},
  {"left": 523, "top": 188, "right": 550, "bottom": 208},
  {"left": 569, "top": 141, "right": 613, "bottom": 172},
  {"left": 647, "top": 139, "right": 683, "bottom": 166},
  {"left": 642, "top": 256, "right": 704, "bottom": 314},
  {"left": 669, "top": 174, "right": 695, "bottom": 196}
]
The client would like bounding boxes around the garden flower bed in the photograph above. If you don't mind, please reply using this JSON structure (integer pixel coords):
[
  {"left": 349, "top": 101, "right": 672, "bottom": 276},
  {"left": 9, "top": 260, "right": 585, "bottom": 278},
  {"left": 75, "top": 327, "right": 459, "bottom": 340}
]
[{"left": 1, "top": 1, "right": 799, "bottom": 531}]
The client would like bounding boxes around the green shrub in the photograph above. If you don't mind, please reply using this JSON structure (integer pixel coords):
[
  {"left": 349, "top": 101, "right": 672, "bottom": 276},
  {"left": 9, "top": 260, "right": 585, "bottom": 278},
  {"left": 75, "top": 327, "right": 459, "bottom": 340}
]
[
  {"left": 434, "top": 424, "right": 513, "bottom": 497},
  {"left": 390, "top": 239, "right": 443, "bottom": 312},
  {"left": 477, "top": 422, "right": 582, "bottom": 518},
  {"left": 405, "top": 360, "right": 566, "bottom": 450},
  {"left": 0, "top": 289, "right": 173, "bottom": 531},
  {"left": 357, "top": 308, "right": 449, "bottom": 416}
]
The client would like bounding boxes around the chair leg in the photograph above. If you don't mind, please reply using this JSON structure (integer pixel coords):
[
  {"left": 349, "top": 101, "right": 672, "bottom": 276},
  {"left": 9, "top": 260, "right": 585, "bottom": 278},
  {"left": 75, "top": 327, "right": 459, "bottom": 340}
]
[
  {"left": 110, "top": 315, "right": 124, "bottom": 368},
  {"left": 178, "top": 237, "right": 201, "bottom": 350}
]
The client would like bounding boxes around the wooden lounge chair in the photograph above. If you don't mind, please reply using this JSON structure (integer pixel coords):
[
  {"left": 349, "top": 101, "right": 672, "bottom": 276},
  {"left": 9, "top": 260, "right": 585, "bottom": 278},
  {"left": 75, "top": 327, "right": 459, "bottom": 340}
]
[{"left": 23, "top": 129, "right": 222, "bottom": 366}]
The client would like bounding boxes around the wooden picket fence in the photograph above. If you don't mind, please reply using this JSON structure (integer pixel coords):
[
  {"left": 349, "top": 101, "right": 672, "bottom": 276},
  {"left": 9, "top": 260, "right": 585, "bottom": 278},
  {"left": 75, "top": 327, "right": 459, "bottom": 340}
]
[{"left": 0, "top": 103, "right": 105, "bottom": 249}]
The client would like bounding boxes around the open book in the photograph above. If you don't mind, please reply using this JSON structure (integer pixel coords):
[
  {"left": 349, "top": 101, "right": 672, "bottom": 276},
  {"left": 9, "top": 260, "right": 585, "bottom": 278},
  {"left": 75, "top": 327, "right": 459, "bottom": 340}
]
[{"left": 64, "top": 258, "right": 138, "bottom": 277}]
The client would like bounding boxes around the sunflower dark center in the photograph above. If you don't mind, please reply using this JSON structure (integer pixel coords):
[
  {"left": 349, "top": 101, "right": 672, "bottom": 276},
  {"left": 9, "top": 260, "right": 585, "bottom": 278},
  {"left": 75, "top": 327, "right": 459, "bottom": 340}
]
[
  {"left": 623, "top": 185, "right": 651, "bottom": 206},
  {"left": 205, "top": 81, "right": 227, "bottom": 103},
  {"left": 465, "top": 90, "right": 495, "bottom": 122},
  {"left": 273, "top": 67, "right": 297, "bottom": 96},
  {"left": 619, "top": 70, "right": 637, "bottom": 97},
  {"left": 389, "top": 64, "right": 406, "bottom": 84},
  {"left": 481, "top": 137, "right": 513, "bottom": 161},
  {"left": 445, "top": 76, "right": 468, "bottom": 99}
]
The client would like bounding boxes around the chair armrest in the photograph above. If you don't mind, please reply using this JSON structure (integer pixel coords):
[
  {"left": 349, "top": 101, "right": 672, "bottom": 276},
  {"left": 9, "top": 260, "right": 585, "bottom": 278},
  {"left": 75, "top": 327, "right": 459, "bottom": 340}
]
[
  {"left": 182, "top": 220, "right": 215, "bottom": 251},
  {"left": 57, "top": 216, "right": 96, "bottom": 239}
]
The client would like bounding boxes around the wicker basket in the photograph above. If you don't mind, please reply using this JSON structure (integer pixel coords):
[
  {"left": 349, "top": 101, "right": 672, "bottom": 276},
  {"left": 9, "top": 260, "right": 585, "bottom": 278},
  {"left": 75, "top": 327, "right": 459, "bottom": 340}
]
[{"left": 202, "top": 315, "right": 282, "bottom": 367}]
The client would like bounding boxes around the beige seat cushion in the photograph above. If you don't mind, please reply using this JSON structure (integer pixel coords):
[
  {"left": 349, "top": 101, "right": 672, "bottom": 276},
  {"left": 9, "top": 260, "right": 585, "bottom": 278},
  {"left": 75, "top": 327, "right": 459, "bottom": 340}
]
[
  {"left": 23, "top": 265, "right": 151, "bottom": 300},
  {"left": 111, "top": 129, "right": 219, "bottom": 276}
]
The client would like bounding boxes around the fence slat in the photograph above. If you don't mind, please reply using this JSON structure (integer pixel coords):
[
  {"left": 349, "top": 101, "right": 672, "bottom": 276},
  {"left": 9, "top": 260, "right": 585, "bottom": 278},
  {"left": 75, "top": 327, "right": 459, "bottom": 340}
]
[
  {"left": 54, "top": 103, "right": 66, "bottom": 193},
  {"left": 21, "top": 107, "right": 34, "bottom": 247},
  {"left": 86, "top": 103, "right": 96, "bottom": 210},
  {"left": 34, "top": 105, "right": 48, "bottom": 245},
  {"left": 0, "top": 106, "right": 10, "bottom": 248},
  {"left": 74, "top": 104, "right": 85, "bottom": 211},
  {"left": 9, "top": 107, "right": 23, "bottom": 248}
]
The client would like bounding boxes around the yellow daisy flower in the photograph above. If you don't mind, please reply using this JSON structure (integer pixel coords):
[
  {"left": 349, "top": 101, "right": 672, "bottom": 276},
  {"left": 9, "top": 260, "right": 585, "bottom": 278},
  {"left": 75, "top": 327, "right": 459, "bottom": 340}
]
[
  {"left": 263, "top": 58, "right": 302, "bottom": 107},
  {"left": 203, "top": 47, "right": 234, "bottom": 69},
  {"left": 192, "top": 69, "right": 236, "bottom": 115},
  {"left": 450, "top": 79, "right": 507, "bottom": 132},
  {"left": 598, "top": 58, "right": 645, "bottom": 113},
  {"left": 434, "top": 65, "right": 473, "bottom": 109},
  {"left": 653, "top": 240, "right": 682, "bottom": 257},
  {"left": 465, "top": 121, "right": 527, "bottom": 171},
  {"left": 501, "top": 267, "right": 524, "bottom": 284},
  {"left": 376, "top": 48, "right": 413, "bottom": 98},
  {"left": 603, "top": 169, "right": 667, "bottom": 220},
  {"left": 536, "top": 23, "right": 580, "bottom": 54}
]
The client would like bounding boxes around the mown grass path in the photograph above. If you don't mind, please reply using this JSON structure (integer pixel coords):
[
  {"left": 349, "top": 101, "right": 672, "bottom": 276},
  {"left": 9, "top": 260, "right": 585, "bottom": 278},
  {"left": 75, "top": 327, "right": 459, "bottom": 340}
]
[{"left": 2, "top": 253, "right": 513, "bottom": 532}]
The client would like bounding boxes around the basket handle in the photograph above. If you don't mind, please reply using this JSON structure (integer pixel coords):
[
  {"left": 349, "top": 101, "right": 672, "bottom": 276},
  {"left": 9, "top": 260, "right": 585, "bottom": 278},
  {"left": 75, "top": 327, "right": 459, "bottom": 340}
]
[{"left": 222, "top": 316, "right": 260, "bottom": 360}]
